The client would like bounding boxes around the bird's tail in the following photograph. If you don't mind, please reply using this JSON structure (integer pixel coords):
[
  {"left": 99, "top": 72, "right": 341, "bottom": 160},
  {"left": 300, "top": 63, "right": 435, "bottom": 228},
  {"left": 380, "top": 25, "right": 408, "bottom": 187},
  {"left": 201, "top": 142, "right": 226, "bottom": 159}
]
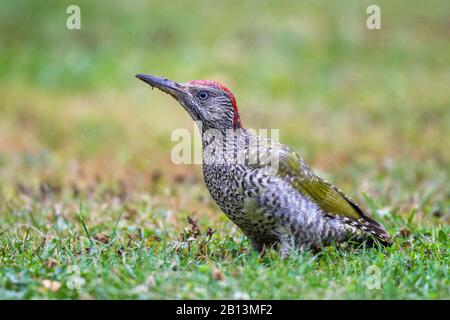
[{"left": 356, "top": 214, "right": 392, "bottom": 246}]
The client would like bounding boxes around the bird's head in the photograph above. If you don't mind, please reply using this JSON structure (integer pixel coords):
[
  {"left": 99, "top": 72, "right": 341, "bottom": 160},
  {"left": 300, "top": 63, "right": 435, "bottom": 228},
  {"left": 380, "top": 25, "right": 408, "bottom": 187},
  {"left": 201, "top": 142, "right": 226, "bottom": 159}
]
[{"left": 136, "top": 74, "right": 242, "bottom": 131}]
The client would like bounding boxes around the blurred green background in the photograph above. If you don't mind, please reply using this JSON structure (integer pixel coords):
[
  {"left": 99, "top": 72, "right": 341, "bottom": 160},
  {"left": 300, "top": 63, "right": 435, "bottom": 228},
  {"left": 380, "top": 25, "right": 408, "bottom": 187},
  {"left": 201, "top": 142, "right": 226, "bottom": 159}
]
[
  {"left": 1, "top": 0, "right": 449, "bottom": 222},
  {"left": 0, "top": 0, "right": 449, "bottom": 299},
  {"left": 1, "top": 0, "right": 448, "bottom": 211}
]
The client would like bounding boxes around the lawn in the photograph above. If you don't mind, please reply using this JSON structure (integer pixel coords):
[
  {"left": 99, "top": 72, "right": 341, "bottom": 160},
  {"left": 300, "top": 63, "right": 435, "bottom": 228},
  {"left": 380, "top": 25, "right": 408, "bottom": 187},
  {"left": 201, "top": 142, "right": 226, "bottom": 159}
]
[{"left": 0, "top": 0, "right": 448, "bottom": 299}]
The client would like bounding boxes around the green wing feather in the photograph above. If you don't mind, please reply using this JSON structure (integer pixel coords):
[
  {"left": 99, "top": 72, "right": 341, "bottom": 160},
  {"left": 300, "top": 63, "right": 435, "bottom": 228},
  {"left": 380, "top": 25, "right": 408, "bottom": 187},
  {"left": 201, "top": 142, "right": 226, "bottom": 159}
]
[
  {"left": 278, "top": 148, "right": 361, "bottom": 219},
  {"left": 242, "top": 135, "right": 390, "bottom": 242},
  {"left": 276, "top": 147, "right": 390, "bottom": 242}
]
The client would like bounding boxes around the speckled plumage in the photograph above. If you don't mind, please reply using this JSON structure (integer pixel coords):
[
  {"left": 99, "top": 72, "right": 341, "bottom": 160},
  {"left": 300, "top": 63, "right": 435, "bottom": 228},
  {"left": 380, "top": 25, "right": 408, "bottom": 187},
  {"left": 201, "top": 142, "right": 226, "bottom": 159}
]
[
  {"left": 201, "top": 129, "right": 383, "bottom": 256},
  {"left": 136, "top": 74, "right": 391, "bottom": 257}
]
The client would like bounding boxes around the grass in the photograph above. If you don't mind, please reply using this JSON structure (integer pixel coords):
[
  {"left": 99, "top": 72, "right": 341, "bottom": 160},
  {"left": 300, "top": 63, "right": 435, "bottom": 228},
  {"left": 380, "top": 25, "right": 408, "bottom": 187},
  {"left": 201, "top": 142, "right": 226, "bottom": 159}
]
[
  {"left": 0, "top": 0, "right": 449, "bottom": 299},
  {"left": 0, "top": 206, "right": 448, "bottom": 299}
]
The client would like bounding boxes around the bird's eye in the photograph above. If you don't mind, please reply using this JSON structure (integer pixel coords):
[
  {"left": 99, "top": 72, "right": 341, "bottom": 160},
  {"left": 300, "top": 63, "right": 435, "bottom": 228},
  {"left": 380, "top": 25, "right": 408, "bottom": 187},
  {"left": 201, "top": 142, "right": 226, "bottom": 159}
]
[{"left": 197, "top": 91, "right": 209, "bottom": 100}]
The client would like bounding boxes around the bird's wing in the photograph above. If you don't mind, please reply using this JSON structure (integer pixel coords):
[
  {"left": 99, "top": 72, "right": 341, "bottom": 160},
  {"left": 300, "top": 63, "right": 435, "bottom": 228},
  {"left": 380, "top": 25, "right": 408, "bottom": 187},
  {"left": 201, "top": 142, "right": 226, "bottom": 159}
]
[{"left": 275, "top": 146, "right": 390, "bottom": 243}]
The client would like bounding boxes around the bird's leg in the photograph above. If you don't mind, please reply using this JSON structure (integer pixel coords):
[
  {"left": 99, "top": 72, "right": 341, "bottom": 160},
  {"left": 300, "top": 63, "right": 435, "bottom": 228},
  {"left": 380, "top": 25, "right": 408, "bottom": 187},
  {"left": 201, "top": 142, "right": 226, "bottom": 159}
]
[
  {"left": 249, "top": 238, "right": 266, "bottom": 256},
  {"left": 279, "top": 235, "right": 295, "bottom": 259}
]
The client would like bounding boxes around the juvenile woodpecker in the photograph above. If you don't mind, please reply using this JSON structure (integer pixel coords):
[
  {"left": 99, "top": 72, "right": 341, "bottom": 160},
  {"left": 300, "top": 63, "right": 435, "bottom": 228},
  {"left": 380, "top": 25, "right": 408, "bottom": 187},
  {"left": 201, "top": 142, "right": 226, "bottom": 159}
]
[{"left": 136, "top": 74, "right": 391, "bottom": 257}]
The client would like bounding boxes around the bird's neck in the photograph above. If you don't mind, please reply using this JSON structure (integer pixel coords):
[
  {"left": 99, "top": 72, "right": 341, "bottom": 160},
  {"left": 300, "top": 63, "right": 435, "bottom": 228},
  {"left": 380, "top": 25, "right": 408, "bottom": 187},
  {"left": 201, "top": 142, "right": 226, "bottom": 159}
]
[
  {"left": 201, "top": 125, "right": 248, "bottom": 145},
  {"left": 201, "top": 126, "right": 250, "bottom": 164}
]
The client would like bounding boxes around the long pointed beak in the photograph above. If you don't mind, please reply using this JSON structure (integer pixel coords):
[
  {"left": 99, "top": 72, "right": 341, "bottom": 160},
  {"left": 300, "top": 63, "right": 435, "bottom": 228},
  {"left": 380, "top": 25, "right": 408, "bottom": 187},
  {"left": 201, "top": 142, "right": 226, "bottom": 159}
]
[{"left": 135, "top": 74, "right": 185, "bottom": 98}]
